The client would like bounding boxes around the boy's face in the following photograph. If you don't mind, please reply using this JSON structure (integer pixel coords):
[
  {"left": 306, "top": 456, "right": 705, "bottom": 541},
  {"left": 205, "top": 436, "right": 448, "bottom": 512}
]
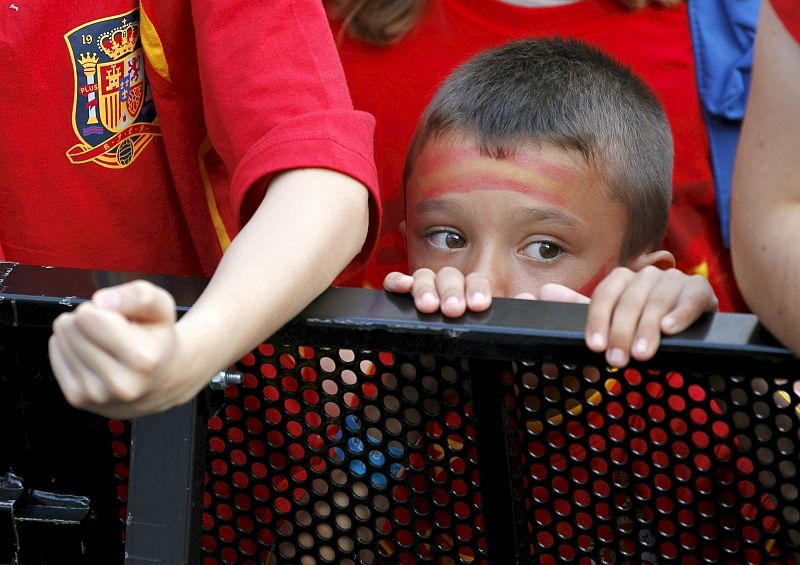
[{"left": 404, "top": 133, "right": 631, "bottom": 298}]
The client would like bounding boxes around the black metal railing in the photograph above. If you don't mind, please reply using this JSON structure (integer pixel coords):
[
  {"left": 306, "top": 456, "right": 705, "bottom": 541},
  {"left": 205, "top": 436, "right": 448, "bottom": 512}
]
[{"left": 1, "top": 261, "right": 799, "bottom": 565}]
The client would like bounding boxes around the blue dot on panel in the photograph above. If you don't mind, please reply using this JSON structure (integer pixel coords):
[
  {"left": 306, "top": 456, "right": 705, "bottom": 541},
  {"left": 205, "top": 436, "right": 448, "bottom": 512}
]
[
  {"left": 390, "top": 463, "right": 407, "bottom": 480},
  {"left": 345, "top": 414, "right": 361, "bottom": 432},
  {"left": 349, "top": 459, "right": 367, "bottom": 477},
  {"left": 387, "top": 442, "right": 405, "bottom": 459},
  {"left": 368, "top": 450, "right": 386, "bottom": 468},
  {"left": 330, "top": 447, "right": 345, "bottom": 464},
  {"left": 347, "top": 437, "right": 365, "bottom": 454},
  {"left": 370, "top": 472, "right": 388, "bottom": 489}
]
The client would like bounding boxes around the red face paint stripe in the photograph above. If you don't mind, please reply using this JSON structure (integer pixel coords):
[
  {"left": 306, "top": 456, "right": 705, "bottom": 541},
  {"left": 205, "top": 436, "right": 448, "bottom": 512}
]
[
  {"left": 576, "top": 260, "right": 616, "bottom": 296},
  {"left": 417, "top": 173, "right": 565, "bottom": 206}
]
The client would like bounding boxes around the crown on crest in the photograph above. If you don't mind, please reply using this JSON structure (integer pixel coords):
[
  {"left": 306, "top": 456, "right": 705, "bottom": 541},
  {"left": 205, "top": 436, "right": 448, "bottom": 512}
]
[
  {"left": 97, "top": 22, "right": 139, "bottom": 60},
  {"left": 78, "top": 53, "right": 99, "bottom": 69}
]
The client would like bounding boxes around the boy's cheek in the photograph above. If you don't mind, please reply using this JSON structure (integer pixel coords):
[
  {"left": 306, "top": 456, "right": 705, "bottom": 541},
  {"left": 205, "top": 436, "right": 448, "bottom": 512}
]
[
  {"left": 405, "top": 238, "right": 433, "bottom": 272},
  {"left": 575, "top": 258, "right": 617, "bottom": 296},
  {"left": 407, "top": 242, "right": 463, "bottom": 275}
]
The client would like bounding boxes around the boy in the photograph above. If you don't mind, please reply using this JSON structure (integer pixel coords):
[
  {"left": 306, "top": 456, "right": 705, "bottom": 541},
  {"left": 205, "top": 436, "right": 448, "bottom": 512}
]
[{"left": 384, "top": 38, "right": 718, "bottom": 368}]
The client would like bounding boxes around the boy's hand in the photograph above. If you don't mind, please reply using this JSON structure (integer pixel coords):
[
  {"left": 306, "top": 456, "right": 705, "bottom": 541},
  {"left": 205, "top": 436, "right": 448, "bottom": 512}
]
[
  {"left": 49, "top": 280, "right": 203, "bottom": 419},
  {"left": 585, "top": 266, "right": 718, "bottom": 368},
  {"left": 384, "top": 268, "right": 494, "bottom": 317}
]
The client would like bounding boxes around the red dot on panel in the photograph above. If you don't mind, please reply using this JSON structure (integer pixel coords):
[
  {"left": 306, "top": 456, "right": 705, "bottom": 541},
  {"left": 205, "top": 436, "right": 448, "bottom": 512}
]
[
  {"left": 283, "top": 398, "right": 300, "bottom": 415},
  {"left": 111, "top": 440, "right": 128, "bottom": 457},
  {"left": 254, "top": 505, "right": 272, "bottom": 523},
  {"left": 201, "top": 534, "right": 217, "bottom": 553},
  {"left": 259, "top": 363, "right": 276, "bottom": 379},
  {"left": 234, "top": 493, "right": 252, "bottom": 511},
  {"left": 273, "top": 497, "right": 291, "bottom": 514},
  {"left": 279, "top": 354, "right": 296, "bottom": 370},
  {"left": 665, "top": 372, "right": 683, "bottom": 388},
  {"left": 216, "top": 502, "right": 233, "bottom": 520},
  {"left": 455, "top": 523, "right": 473, "bottom": 542},
  {"left": 299, "top": 365, "right": 317, "bottom": 383},
  {"left": 262, "top": 386, "right": 279, "bottom": 402},
  {"left": 219, "top": 546, "right": 237, "bottom": 564},
  {"left": 114, "top": 463, "right": 129, "bottom": 480},
  {"left": 108, "top": 419, "right": 126, "bottom": 435},
  {"left": 297, "top": 346, "right": 315, "bottom": 360},
  {"left": 242, "top": 395, "right": 261, "bottom": 412}
]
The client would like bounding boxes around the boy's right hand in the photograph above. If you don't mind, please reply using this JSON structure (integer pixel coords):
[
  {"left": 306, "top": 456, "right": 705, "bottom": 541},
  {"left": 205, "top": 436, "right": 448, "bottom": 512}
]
[{"left": 384, "top": 268, "right": 495, "bottom": 318}]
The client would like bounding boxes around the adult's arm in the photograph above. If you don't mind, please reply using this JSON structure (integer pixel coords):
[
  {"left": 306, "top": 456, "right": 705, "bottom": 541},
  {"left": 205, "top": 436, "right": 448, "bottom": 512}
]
[{"left": 731, "top": 1, "right": 800, "bottom": 353}]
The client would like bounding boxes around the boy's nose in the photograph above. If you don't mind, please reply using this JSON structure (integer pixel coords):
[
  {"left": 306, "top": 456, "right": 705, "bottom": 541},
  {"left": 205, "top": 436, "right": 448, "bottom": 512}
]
[{"left": 467, "top": 246, "right": 512, "bottom": 298}]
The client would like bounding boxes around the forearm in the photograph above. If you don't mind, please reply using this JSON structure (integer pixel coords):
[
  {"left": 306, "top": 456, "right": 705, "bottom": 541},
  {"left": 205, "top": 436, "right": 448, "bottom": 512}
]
[{"left": 176, "top": 167, "right": 370, "bottom": 381}]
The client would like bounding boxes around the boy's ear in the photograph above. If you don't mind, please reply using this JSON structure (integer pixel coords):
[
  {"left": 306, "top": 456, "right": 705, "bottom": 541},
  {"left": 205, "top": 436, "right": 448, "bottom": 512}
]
[{"left": 628, "top": 249, "right": 676, "bottom": 271}]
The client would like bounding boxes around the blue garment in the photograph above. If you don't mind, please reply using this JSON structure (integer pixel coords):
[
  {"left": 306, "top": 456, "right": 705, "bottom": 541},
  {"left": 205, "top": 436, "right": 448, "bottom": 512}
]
[{"left": 688, "top": 0, "right": 761, "bottom": 247}]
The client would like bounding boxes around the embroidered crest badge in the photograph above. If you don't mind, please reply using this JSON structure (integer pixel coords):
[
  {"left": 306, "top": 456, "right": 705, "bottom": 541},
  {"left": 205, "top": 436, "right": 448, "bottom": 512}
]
[{"left": 64, "top": 10, "right": 160, "bottom": 168}]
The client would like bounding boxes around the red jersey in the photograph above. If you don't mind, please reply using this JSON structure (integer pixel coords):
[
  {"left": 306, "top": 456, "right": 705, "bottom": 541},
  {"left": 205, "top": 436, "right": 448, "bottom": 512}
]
[
  {"left": 0, "top": 1, "right": 379, "bottom": 278},
  {"left": 333, "top": 0, "right": 746, "bottom": 312},
  {"left": 772, "top": 0, "right": 800, "bottom": 43}
]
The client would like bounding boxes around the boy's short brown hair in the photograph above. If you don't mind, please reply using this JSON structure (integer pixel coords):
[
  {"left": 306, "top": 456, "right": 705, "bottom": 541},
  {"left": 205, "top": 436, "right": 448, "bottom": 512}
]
[{"left": 404, "top": 38, "right": 673, "bottom": 262}]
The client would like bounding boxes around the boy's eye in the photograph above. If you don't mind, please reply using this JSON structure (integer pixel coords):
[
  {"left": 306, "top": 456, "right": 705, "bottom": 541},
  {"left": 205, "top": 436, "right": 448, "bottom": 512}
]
[
  {"left": 428, "top": 230, "right": 467, "bottom": 250},
  {"left": 523, "top": 241, "right": 563, "bottom": 261}
]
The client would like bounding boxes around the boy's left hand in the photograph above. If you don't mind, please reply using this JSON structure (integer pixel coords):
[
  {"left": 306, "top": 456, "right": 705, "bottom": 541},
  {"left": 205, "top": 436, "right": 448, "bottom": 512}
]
[{"left": 583, "top": 266, "right": 718, "bottom": 368}]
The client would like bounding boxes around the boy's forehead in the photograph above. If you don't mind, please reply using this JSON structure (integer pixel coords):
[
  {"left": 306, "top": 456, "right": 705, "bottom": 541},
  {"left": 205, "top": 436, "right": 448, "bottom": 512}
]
[{"left": 408, "top": 133, "right": 589, "bottom": 205}]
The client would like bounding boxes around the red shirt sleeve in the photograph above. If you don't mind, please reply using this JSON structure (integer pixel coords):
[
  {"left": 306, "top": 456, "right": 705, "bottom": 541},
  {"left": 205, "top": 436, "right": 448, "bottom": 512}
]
[
  {"left": 771, "top": 0, "right": 800, "bottom": 44},
  {"left": 191, "top": 0, "right": 381, "bottom": 277}
]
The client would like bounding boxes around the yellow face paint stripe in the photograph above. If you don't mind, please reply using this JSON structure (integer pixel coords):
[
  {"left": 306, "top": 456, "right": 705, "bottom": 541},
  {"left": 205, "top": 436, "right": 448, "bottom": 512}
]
[
  {"left": 139, "top": 5, "right": 171, "bottom": 83},
  {"left": 198, "top": 137, "right": 232, "bottom": 253}
]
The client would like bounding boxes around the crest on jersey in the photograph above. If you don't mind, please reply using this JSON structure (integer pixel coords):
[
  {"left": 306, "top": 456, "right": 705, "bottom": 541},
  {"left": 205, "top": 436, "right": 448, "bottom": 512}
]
[{"left": 64, "top": 10, "right": 160, "bottom": 168}]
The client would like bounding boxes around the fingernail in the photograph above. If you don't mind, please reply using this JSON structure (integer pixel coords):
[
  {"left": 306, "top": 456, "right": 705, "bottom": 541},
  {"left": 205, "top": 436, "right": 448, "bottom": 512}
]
[
  {"left": 95, "top": 289, "right": 120, "bottom": 309},
  {"left": 608, "top": 348, "right": 626, "bottom": 367},
  {"left": 444, "top": 296, "right": 460, "bottom": 308},
  {"left": 633, "top": 338, "right": 648, "bottom": 356},
  {"left": 420, "top": 292, "right": 437, "bottom": 307},
  {"left": 472, "top": 292, "right": 487, "bottom": 304},
  {"left": 589, "top": 332, "right": 605, "bottom": 348},
  {"left": 662, "top": 316, "right": 676, "bottom": 331}
]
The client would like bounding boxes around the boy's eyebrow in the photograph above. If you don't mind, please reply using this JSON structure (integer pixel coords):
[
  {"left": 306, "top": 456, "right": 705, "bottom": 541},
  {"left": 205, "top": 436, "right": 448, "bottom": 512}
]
[
  {"left": 414, "top": 198, "right": 460, "bottom": 215},
  {"left": 513, "top": 207, "right": 582, "bottom": 227}
]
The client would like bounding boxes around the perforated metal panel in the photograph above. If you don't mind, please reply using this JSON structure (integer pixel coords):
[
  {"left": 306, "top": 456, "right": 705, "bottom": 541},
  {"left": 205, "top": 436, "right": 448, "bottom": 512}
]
[
  {"left": 509, "top": 361, "right": 800, "bottom": 564},
  {"left": 201, "top": 343, "right": 800, "bottom": 565},
  {"left": 202, "top": 344, "right": 486, "bottom": 565},
  {"left": 109, "top": 418, "right": 131, "bottom": 543}
]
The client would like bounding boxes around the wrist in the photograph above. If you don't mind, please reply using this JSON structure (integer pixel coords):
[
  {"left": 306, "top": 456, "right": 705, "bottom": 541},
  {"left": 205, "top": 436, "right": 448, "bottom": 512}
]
[{"left": 173, "top": 311, "right": 232, "bottom": 394}]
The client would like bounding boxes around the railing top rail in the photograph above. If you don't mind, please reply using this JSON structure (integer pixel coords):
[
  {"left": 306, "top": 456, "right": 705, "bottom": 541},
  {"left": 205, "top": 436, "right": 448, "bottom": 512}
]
[{"left": 0, "top": 261, "right": 795, "bottom": 371}]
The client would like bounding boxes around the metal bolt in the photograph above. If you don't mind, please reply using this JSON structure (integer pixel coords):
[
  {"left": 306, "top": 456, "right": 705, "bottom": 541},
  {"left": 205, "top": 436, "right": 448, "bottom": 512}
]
[{"left": 209, "top": 369, "right": 243, "bottom": 391}]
